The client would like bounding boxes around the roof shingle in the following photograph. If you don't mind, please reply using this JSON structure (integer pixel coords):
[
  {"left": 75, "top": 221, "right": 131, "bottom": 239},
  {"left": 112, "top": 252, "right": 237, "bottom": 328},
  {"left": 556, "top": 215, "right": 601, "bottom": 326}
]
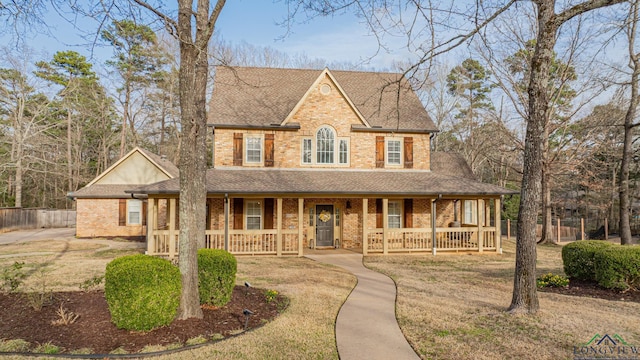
[
  {"left": 208, "top": 66, "right": 438, "bottom": 131},
  {"left": 128, "top": 168, "right": 515, "bottom": 197},
  {"left": 430, "top": 152, "right": 476, "bottom": 180}
]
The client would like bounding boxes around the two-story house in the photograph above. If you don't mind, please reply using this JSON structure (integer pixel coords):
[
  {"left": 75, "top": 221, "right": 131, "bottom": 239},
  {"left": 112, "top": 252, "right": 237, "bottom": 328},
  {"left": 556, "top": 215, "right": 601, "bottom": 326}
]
[{"left": 130, "top": 66, "right": 514, "bottom": 257}]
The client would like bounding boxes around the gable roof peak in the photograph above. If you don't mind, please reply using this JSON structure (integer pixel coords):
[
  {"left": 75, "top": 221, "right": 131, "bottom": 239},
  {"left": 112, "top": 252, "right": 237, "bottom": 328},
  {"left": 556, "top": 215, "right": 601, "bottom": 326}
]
[
  {"left": 279, "top": 67, "right": 371, "bottom": 127},
  {"left": 209, "top": 66, "right": 438, "bottom": 131},
  {"left": 85, "top": 147, "right": 178, "bottom": 187}
]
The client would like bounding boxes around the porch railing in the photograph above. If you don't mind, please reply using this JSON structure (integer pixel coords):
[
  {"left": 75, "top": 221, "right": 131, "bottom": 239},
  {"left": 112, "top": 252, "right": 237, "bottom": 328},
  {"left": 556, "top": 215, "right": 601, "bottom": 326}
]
[
  {"left": 149, "top": 229, "right": 300, "bottom": 257},
  {"left": 366, "top": 227, "right": 497, "bottom": 253},
  {"left": 205, "top": 229, "right": 299, "bottom": 255},
  {"left": 150, "top": 226, "right": 497, "bottom": 257}
]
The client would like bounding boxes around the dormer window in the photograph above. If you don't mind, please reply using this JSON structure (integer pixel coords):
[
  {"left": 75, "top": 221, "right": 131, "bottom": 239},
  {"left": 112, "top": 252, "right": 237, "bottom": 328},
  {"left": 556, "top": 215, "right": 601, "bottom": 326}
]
[{"left": 301, "top": 126, "right": 349, "bottom": 166}]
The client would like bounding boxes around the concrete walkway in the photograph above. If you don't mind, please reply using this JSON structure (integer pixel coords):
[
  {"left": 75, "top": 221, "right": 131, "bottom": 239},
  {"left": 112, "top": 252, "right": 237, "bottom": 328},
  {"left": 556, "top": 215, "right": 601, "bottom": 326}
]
[{"left": 305, "top": 253, "right": 420, "bottom": 360}]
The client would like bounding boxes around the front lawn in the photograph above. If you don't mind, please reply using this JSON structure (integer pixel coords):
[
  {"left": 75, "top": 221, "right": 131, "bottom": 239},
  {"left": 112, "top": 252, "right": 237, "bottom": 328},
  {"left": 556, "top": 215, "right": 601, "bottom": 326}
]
[{"left": 365, "top": 240, "right": 640, "bottom": 360}]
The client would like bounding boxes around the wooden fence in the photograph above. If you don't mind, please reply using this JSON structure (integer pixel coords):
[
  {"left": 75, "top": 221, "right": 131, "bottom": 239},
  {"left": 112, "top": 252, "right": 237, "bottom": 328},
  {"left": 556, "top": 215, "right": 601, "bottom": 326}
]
[{"left": 0, "top": 208, "right": 76, "bottom": 232}]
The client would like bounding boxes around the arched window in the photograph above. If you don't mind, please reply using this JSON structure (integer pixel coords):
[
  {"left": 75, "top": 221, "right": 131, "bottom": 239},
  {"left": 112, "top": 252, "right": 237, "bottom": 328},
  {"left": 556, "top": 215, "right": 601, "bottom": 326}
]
[{"left": 316, "top": 127, "right": 335, "bottom": 164}]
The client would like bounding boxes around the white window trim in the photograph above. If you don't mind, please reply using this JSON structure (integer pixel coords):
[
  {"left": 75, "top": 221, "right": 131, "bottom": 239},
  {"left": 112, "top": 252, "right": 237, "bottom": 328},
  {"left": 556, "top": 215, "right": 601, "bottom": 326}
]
[
  {"left": 388, "top": 200, "right": 403, "bottom": 229},
  {"left": 316, "top": 126, "right": 336, "bottom": 164},
  {"left": 463, "top": 200, "right": 477, "bottom": 225},
  {"left": 127, "top": 199, "right": 142, "bottom": 225},
  {"left": 245, "top": 135, "right": 264, "bottom": 166},
  {"left": 245, "top": 200, "right": 263, "bottom": 230},
  {"left": 301, "top": 138, "right": 312, "bottom": 164},
  {"left": 338, "top": 138, "right": 350, "bottom": 165},
  {"left": 386, "top": 138, "right": 403, "bottom": 167},
  {"left": 300, "top": 126, "right": 350, "bottom": 166}
]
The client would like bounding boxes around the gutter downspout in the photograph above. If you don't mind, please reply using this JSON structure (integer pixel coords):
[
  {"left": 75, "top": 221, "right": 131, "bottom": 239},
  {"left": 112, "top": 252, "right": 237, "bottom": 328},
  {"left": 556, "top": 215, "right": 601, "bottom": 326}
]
[
  {"left": 429, "top": 132, "right": 437, "bottom": 151},
  {"left": 224, "top": 193, "right": 229, "bottom": 251},
  {"left": 432, "top": 194, "right": 442, "bottom": 256}
]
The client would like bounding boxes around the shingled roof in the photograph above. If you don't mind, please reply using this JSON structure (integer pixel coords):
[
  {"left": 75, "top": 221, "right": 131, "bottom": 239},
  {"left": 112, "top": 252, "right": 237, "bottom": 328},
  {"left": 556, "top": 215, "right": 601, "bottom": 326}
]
[
  {"left": 430, "top": 152, "right": 476, "bottom": 180},
  {"left": 128, "top": 168, "right": 514, "bottom": 197},
  {"left": 208, "top": 66, "right": 438, "bottom": 132},
  {"left": 70, "top": 184, "right": 145, "bottom": 199}
]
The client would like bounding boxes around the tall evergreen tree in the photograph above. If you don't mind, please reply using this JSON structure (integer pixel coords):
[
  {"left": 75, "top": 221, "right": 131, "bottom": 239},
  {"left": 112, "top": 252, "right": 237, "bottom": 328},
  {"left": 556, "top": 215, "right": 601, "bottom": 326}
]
[
  {"left": 446, "top": 58, "right": 495, "bottom": 173},
  {"left": 102, "top": 19, "right": 168, "bottom": 157},
  {"left": 35, "top": 51, "right": 116, "bottom": 193}
]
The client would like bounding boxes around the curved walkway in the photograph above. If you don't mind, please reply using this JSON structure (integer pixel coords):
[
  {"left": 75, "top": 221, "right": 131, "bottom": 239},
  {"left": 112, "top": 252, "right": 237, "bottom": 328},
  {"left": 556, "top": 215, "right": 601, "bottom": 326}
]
[{"left": 305, "top": 253, "right": 420, "bottom": 360}]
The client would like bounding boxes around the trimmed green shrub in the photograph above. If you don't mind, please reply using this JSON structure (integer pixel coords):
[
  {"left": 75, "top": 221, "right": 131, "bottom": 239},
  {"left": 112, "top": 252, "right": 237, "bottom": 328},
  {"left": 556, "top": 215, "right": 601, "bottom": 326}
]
[
  {"left": 198, "top": 249, "right": 237, "bottom": 307},
  {"left": 562, "top": 241, "right": 612, "bottom": 281},
  {"left": 105, "top": 254, "right": 181, "bottom": 331},
  {"left": 593, "top": 246, "right": 640, "bottom": 291}
]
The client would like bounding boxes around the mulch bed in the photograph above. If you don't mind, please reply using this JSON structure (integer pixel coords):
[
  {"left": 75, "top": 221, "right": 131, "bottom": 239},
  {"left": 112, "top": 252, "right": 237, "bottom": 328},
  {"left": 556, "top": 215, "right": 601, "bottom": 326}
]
[
  {"left": 539, "top": 279, "right": 640, "bottom": 303},
  {"left": 0, "top": 286, "right": 284, "bottom": 355}
]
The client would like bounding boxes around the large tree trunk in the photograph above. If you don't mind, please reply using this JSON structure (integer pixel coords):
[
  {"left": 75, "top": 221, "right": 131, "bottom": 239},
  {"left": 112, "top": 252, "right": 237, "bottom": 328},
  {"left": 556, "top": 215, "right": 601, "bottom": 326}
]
[
  {"left": 509, "top": 0, "right": 626, "bottom": 314},
  {"left": 173, "top": 0, "right": 223, "bottom": 320},
  {"left": 175, "top": 51, "right": 206, "bottom": 319},
  {"left": 620, "top": 1, "right": 640, "bottom": 245},
  {"left": 509, "top": 1, "right": 558, "bottom": 314}
]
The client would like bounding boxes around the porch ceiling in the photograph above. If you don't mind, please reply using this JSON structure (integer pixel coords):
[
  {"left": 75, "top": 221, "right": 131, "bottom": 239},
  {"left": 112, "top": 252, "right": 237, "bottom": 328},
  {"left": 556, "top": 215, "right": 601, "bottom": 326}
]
[{"left": 126, "top": 168, "right": 517, "bottom": 197}]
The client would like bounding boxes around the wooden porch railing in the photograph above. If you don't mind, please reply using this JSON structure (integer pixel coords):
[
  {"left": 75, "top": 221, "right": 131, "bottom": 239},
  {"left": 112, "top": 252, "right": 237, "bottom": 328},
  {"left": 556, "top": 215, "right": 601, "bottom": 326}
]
[
  {"left": 149, "top": 229, "right": 299, "bottom": 257},
  {"left": 366, "top": 227, "right": 497, "bottom": 253},
  {"left": 150, "top": 227, "right": 497, "bottom": 257},
  {"left": 204, "top": 230, "right": 299, "bottom": 255}
]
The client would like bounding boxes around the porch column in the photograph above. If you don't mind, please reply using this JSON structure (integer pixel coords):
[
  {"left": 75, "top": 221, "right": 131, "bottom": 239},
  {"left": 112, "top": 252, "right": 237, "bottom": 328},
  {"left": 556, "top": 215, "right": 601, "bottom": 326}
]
[
  {"left": 146, "top": 197, "right": 155, "bottom": 255},
  {"left": 168, "top": 198, "right": 176, "bottom": 259},
  {"left": 362, "top": 198, "right": 368, "bottom": 255},
  {"left": 485, "top": 200, "right": 491, "bottom": 226},
  {"left": 495, "top": 197, "right": 502, "bottom": 254},
  {"left": 431, "top": 199, "right": 437, "bottom": 256},
  {"left": 153, "top": 200, "right": 158, "bottom": 233},
  {"left": 276, "top": 197, "right": 283, "bottom": 256},
  {"left": 478, "top": 199, "right": 484, "bottom": 253},
  {"left": 298, "top": 198, "right": 304, "bottom": 256},
  {"left": 224, "top": 195, "right": 229, "bottom": 251},
  {"left": 382, "top": 198, "right": 389, "bottom": 255}
]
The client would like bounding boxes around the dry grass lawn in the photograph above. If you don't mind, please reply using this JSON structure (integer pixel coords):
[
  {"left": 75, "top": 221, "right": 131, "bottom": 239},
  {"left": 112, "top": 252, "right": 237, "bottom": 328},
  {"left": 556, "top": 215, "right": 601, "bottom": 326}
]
[
  {"left": 0, "top": 240, "right": 142, "bottom": 292},
  {"left": 365, "top": 239, "right": 640, "bottom": 360},
  {"left": 1, "top": 236, "right": 639, "bottom": 359},
  {"left": 0, "top": 238, "right": 355, "bottom": 360}
]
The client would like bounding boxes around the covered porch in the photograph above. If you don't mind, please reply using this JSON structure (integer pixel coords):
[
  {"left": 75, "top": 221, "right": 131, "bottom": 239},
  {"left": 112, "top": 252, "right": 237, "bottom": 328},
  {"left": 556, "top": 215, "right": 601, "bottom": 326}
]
[{"left": 144, "top": 195, "right": 502, "bottom": 258}]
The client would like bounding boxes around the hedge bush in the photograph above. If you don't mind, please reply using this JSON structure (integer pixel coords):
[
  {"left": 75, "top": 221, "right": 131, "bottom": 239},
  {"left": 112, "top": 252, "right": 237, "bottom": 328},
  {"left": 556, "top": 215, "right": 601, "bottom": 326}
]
[
  {"left": 105, "top": 254, "right": 181, "bottom": 331},
  {"left": 561, "top": 240, "right": 612, "bottom": 281},
  {"left": 198, "top": 249, "right": 237, "bottom": 307},
  {"left": 593, "top": 246, "right": 640, "bottom": 291}
]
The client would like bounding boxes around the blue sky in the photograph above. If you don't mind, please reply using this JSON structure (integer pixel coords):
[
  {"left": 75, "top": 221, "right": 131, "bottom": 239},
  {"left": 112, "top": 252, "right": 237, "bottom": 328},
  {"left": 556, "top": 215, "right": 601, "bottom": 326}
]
[{"left": 1, "top": 1, "right": 414, "bottom": 72}]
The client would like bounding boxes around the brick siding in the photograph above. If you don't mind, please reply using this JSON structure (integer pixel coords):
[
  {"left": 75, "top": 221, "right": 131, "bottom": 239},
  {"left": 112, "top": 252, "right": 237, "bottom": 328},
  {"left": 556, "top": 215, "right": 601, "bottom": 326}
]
[
  {"left": 76, "top": 199, "right": 145, "bottom": 238},
  {"left": 214, "top": 73, "right": 431, "bottom": 170}
]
